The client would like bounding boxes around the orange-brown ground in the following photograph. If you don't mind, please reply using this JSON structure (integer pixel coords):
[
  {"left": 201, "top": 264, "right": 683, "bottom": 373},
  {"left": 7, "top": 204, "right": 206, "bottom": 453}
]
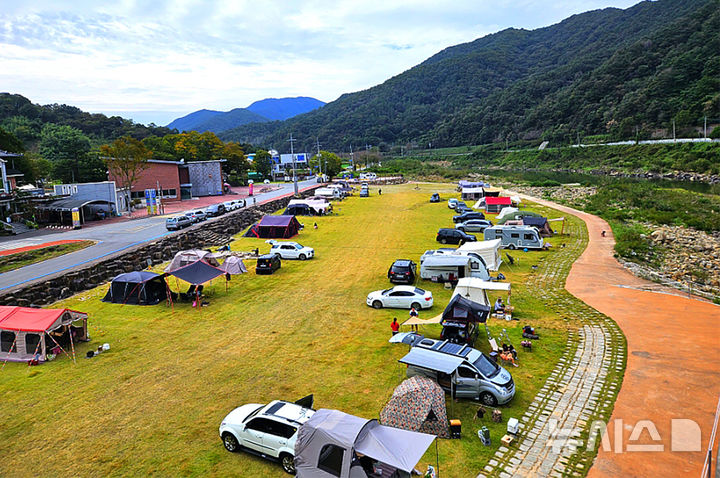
[{"left": 524, "top": 195, "right": 720, "bottom": 477}]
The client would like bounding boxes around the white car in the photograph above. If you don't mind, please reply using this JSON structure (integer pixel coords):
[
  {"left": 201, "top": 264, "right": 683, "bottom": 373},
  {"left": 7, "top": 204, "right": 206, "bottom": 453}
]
[
  {"left": 268, "top": 241, "right": 314, "bottom": 260},
  {"left": 219, "top": 399, "right": 315, "bottom": 474},
  {"left": 366, "top": 285, "right": 433, "bottom": 310},
  {"left": 232, "top": 199, "right": 245, "bottom": 209},
  {"left": 223, "top": 200, "right": 236, "bottom": 211}
]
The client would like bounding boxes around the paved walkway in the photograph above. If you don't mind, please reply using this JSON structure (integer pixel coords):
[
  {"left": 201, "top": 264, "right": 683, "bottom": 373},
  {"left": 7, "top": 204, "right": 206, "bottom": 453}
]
[{"left": 481, "top": 194, "right": 720, "bottom": 478}]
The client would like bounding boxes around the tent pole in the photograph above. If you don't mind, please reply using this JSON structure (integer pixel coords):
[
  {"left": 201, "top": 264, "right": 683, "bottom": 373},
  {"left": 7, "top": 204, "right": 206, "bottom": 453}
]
[
  {"left": 436, "top": 439, "right": 440, "bottom": 478},
  {"left": 29, "top": 337, "right": 43, "bottom": 365},
  {"left": 67, "top": 326, "right": 77, "bottom": 364},
  {"left": 1, "top": 334, "right": 18, "bottom": 370},
  {"left": 47, "top": 333, "right": 72, "bottom": 362}
]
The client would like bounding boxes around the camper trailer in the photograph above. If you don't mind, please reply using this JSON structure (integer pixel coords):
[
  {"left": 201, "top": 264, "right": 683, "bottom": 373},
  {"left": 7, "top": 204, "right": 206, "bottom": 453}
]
[
  {"left": 419, "top": 253, "right": 490, "bottom": 282},
  {"left": 314, "top": 187, "right": 343, "bottom": 200},
  {"left": 483, "top": 225, "right": 545, "bottom": 250}
]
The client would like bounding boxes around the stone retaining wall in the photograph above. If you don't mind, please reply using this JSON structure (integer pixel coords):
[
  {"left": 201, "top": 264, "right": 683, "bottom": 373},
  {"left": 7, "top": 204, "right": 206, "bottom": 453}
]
[{"left": 0, "top": 188, "right": 321, "bottom": 307}]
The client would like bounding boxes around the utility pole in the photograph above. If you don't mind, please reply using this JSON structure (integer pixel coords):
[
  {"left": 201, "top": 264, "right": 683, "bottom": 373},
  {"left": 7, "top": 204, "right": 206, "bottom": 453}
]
[
  {"left": 315, "top": 137, "right": 322, "bottom": 175},
  {"left": 350, "top": 145, "right": 354, "bottom": 171},
  {"left": 704, "top": 116, "right": 707, "bottom": 139},
  {"left": 672, "top": 120, "right": 676, "bottom": 142},
  {"left": 288, "top": 133, "right": 298, "bottom": 195}
]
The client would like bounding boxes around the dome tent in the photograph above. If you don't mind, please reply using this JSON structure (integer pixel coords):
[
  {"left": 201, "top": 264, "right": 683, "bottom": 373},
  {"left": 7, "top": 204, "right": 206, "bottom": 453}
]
[
  {"left": 380, "top": 376, "right": 450, "bottom": 438},
  {"left": 102, "top": 271, "right": 168, "bottom": 305}
]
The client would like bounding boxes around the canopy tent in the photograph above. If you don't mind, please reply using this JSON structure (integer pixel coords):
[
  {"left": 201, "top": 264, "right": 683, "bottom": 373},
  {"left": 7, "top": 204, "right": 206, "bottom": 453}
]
[
  {"left": 523, "top": 216, "right": 554, "bottom": 236},
  {"left": 294, "top": 408, "right": 436, "bottom": 478},
  {"left": 484, "top": 196, "right": 512, "bottom": 213},
  {"left": 164, "top": 250, "right": 221, "bottom": 272},
  {"left": 380, "top": 376, "right": 450, "bottom": 438},
  {"left": 441, "top": 294, "right": 490, "bottom": 323},
  {"left": 102, "top": 271, "right": 169, "bottom": 305},
  {"left": 166, "top": 260, "right": 225, "bottom": 285},
  {"left": 219, "top": 256, "right": 247, "bottom": 275},
  {"left": 451, "top": 277, "right": 511, "bottom": 307},
  {"left": 0, "top": 307, "right": 88, "bottom": 362},
  {"left": 244, "top": 215, "right": 301, "bottom": 238},
  {"left": 457, "top": 239, "right": 503, "bottom": 271},
  {"left": 402, "top": 315, "right": 443, "bottom": 327},
  {"left": 482, "top": 187, "right": 502, "bottom": 197}
]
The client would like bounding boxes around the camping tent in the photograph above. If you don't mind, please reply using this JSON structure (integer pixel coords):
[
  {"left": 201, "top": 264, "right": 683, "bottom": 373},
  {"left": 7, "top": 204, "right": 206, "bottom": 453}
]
[
  {"left": 457, "top": 239, "right": 503, "bottom": 271},
  {"left": 244, "top": 215, "right": 301, "bottom": 238},
  {"left": 523, "top": 216, "right": 553, "bottom": 236},
  {"left": 0, "top": 306, "right": 88, "bottom": 362},
  {"left": 484, "top": 196, "right": 512, "bottom": 213},
  {"left": 167, "top": 259, "right": 225, "bottom": 285},
  {"left": 482, "top": 187, "right": 502, "bottom": 197},
  {"left": 294, "top": 409, "right": 436, "bottom": 478},
  {"left": 165, "top": 250, "right": 221, "bottom": 272},
  {"left": 219, "top": 256, "right": 247, "bottom": 275},
  {"left": 102, "top": 271, "right": 169, "bottom": 305},
  {"left": 451, "top": 277, "right": 511, "bottom": 307},
  {"left": 441, "top": 294, "right": 490, "bottom": 323},
  {"left": 496, "top": 210, "right": 542, "bottom": 224},
  {"left": 284, "top": 203, "right": 315, "bottom": 216},
  {"left": 380, "top": 376, "right": 450, "bottom": 438},
  {"left": 496, "top": 207, "right": 520, "bottom": 222}
]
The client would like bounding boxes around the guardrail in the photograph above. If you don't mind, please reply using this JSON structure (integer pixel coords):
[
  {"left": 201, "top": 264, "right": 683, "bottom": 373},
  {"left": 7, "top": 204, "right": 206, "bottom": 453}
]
[{"left": 702, "top": 394, "right": 720, "bottom": 478}]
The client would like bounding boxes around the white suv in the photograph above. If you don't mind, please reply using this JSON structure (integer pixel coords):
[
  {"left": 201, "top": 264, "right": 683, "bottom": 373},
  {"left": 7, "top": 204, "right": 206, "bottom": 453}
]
[
  {"left": 268, "top": 241, "right": 314, "bottom": 260},
  {"left": 220, "top": 399, "right": 314, "bottom": 474}
]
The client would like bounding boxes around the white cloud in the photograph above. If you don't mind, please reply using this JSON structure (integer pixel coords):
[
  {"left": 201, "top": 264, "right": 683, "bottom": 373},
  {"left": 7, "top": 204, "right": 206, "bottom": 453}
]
[{"left": 0, "top": 0, "right": 639, "bottom": 125}]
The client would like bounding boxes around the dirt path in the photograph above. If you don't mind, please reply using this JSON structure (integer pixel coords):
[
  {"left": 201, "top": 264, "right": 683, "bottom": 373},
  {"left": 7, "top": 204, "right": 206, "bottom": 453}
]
[{"left": 521, "top": 195, "right": 720, "bottom": 477}]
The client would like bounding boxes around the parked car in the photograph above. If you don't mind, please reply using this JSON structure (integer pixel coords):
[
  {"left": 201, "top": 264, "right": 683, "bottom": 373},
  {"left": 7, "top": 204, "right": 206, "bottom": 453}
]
[
  {"left": 166, "top": 215, "right": 192, "bottom": 230},
  {"left": 387, "top": 259, "right": 417, "bottom": 284},
  {"left": 223, "top": 200, "right": 236, "bottom": 211},
  {"left": 447, "top": 198, "right": 459, "bottom": 209},
  {"left": 430, "top": 193, "right": 440, "bottom": 203},
  {"left": 455, "top": 219, "right": 493, "bottom": 233},
  {"left": 452, "top": 211, "right": 486, "bottom": 223},
  {"left": 452, "top": 201, "right": 469, "bottom": 211},
  {"left": 400, "top": 338, "right": 515, "bottom": 406},
  {"left": 366, "top": 285, "right": 433, "bottom": 310},
  {"left": 268, "top": 241, "right": 314, "bottom": 260},
  {"left": 436, "top": 228, "right": 477, "bottom": 245},
  {"left": 256, "top": 253, "right": 281, "bottom": 274},
  {"left": 183, "top": 211, "right": 200, "bottom": 224},
  {"left": 192, "top": 210, "right": 208, "bottom": 222},
  {"left": 232, "top": 199, "right": 245, "bottom": 209},
  {"left": 205, "top": 203, "right": 226, "bottom": 217},
  {"left": 359, "top": 187, "right": 369, "bottom": 197},
  {"left": 219, "top": 397, "right": 315, "bottom": 474}
]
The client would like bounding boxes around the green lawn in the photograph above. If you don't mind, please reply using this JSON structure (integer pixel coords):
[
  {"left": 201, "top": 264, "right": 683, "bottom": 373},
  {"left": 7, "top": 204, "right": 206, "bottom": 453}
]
[
  {"left": 0, "top": 183, "right": 575, "bottom": 477},
  {"left": 0, "top": 240, "right": 95, "bottom": 274}
]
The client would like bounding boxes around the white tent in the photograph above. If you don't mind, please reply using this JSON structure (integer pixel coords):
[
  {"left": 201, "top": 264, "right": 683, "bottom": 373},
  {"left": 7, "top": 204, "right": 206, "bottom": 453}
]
[
  {"left": 451, "top": 277, "right": 511, "bottom": 306},
  {"left": 219, "top": 256, "right": 247, "bottom": 275},
  {"left": 496, "top": 207, "right": 519, "bottom": 222},
  {"left": 164, "top": 250, "right": 221, "bottom": 272},
  {"left": 457, "top": 239, "right": 503, "bottom": 271},
  {"left": 472, "top": 198, "right": 485, "bottom": 210}
]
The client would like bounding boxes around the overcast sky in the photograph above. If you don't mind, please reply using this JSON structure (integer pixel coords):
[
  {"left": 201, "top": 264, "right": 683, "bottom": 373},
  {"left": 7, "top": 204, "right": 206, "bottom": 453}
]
[{"left": 0, "top": 0, "right": 639, "bottom": 126}]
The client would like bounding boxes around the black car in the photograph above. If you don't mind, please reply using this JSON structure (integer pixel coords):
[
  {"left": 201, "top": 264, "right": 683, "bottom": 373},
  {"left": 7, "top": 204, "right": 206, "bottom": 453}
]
[
  {"left": 436, "top": 228, "right": 477, "bottom": 245},
  {"left": 256, "top": 253, "right": 281, "bottom": 274},
  {"left": 387, "top": 259, "right": 417, "bottom": 284},
  {"left": 440, "top": 320, "right": 479, "bottom": 346},
  {"left": 452, "top": 201, "right": 469, "bottom": 211},
  {"left": 452, "top": 211, "right": 486, "bottom": 223},
  {"left": 430, "top": 193, "right": 440, "bottom": 203},
  {"left": 205, "top": 203, "right": 226, "bottom": 217}
]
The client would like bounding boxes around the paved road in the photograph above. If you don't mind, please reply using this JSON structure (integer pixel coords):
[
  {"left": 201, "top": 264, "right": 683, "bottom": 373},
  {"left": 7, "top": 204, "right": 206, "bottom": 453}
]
[{"left": 0, "top": 179, "right": 318, "bottom": 291}]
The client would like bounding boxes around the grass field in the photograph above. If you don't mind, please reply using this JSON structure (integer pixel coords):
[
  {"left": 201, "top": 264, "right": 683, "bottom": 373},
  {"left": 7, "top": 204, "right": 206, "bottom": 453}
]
[
  {"left": 0, "top": 183, "right": 577, "bottom": 477},
  {"left": 0, "top": 240, "right": 95, "bottom": 274}
]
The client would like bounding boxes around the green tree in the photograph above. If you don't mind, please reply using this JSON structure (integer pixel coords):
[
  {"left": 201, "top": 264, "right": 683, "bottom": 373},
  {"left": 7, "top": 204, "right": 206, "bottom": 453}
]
[
  {"left": 310, "top": 151, "right": 342, "bottom": 178},
  {"left": 253, "top": 150, "right": 272, "bottom": 178},
  {"left": 222, "top": 142, "right": 249, "bottom": 176},
  {"left": 39, "top": 123, "right": 91, "bottom": 182},
  {"left": 101, "top": 137, "right": 152, "bottom": 214},
  {"left": 0, "top": 126, "right": 24, "bottom": 153}
]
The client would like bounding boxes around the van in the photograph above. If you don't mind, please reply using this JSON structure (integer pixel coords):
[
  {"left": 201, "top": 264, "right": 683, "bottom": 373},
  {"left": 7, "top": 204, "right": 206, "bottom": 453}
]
[
  {"left": 483, "top": 225, "right": 545, "bottom": 250},
  {"left": 256, "top": 254, "right": 281, "bottom": 274},
  {"left": 399, "top": 338, "right": 515, "bottom": 406},
  {"left": 419, "top": 253, "right": 490, "bottom": 282}
]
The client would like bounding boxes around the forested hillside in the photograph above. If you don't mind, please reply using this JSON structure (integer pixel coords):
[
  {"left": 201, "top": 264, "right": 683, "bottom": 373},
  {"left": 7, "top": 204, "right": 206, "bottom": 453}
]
[{"left": 220, "top": 0, "right": 718, "bottom": 152}]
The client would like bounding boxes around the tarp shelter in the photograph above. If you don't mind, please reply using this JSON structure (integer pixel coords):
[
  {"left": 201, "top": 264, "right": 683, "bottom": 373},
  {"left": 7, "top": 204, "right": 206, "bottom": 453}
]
[
  {"left": 461, "top": 187, "right": 484, "bottom": 201},
  {"left": 441, "top": 294, "right": 490, "bottom": 323},
  {"left": 0, "top": 307, "right": 88, "bottom": 362},
  {"left": 523, "top": 216, "right": 554, "bottom": 236},
  {"left": 380, "top": 376, "right": 450, "bottom": 438},
  {"left": 102, "top": 271, "right": 169, "bottom": 305},
  {"left": 244, "top": 215, "right": 300, "bottom": 238},
  {"left": 482, "top": 187, "right": 502, "bottom": 197},
  {"left": 457, "top": 239, "right": 503, "bottom": 271},
  {"left": 167, "top": 259, "right": 225, "bottom": 285},
  {"left": 165, "top": 250, "right": 221, "bottom": 272},
  {"left": 219, "top": 256, "right": 247, "bottom": 275},
  {"left": 484, "top": 196, "right": 512, "bottom": 213},
  {"left": 294, "top": 408, "right": 436, "bottom": 478},
  {"left": 451, "top": 277, "right": 511, "bottom": 307}
]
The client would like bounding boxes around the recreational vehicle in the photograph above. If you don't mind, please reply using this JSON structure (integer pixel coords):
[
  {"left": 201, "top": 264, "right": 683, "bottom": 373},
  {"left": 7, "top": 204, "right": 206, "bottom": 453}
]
[
  {"left": 314, "top": 187, "right": 343, "bottom": 200},
  {"left": 419, "top": 253, "right": 490, "bottom": 282},
  {"left": 483, "top": 225, "right": 545, "bottom": 250}
]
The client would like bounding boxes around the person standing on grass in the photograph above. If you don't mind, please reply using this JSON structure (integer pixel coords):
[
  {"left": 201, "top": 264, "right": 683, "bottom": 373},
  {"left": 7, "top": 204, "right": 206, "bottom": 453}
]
[
  {"left": 391, "top": 318, "right": 400, "bottom": 335},
  {"left": 379, "top": 188, "right": 382, "bottom": 195},
  {"left": 409, "top": 307, "right": 419, "bottom": 332}
]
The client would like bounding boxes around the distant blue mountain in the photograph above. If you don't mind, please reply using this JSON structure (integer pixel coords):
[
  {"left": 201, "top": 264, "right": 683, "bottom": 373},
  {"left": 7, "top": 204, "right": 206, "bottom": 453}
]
[
  {"left": 167, "top": 109, "right": 223, "bottom": 131},
  {"left": 192, "top": 108, "right": 269, "bottom": 134},
  {"left": 246, "top": 97, "right": 325, "bottom": 121}
]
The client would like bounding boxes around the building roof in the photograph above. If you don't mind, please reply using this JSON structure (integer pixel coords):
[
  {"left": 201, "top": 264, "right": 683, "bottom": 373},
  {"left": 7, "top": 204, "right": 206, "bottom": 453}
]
[
  {"left": 37, "top": 198, "right": 114, "bottom": 211},
  {"left": 0, "top": 150, "right": 23, "bottom": 159}
]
